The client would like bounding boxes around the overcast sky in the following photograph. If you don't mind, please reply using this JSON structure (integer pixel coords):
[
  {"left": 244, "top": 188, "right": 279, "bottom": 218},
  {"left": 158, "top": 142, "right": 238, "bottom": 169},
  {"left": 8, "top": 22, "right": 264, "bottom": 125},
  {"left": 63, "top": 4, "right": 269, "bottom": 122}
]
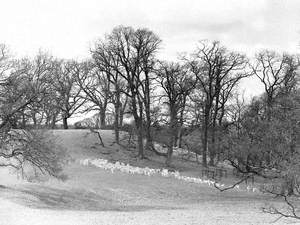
[{"left": 0, "top": 0, "right": 299, "bottom": 104}]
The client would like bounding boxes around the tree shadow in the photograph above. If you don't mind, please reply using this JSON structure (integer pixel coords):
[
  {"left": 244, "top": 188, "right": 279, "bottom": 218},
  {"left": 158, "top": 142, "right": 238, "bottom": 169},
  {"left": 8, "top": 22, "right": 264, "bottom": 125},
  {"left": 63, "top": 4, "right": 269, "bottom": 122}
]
[{"left": 0, "top": 184, "right": 182, "bottom": 212}]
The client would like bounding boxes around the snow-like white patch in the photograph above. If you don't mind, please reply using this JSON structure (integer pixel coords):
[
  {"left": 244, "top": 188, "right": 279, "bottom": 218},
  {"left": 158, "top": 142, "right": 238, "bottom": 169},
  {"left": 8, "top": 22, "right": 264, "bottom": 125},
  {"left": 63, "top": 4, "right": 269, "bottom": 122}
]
[{"left": 79, "top": 158, "right": 259, "bottom": 193}]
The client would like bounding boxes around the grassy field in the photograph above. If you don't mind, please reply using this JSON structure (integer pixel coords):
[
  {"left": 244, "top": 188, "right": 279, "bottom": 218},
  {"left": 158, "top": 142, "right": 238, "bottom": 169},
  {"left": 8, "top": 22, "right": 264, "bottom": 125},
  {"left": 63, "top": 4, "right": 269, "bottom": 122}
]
[{"left": 0, "top": 130, "right": 295, "bottom": 225}]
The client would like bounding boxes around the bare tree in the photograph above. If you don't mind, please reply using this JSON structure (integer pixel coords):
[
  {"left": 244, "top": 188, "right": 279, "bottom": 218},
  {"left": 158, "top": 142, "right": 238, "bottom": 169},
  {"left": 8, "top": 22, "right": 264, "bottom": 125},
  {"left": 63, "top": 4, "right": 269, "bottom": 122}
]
[
  {"left": 51, "top": 60, "right": 85, "bottom": 129},
  {"left": 15, "top": 53, "right": 56, "bottom": 128},
  {"left": 186, "top": 41, "right": 248, "bottom": 166},
  {"left": 156, "top": 61, "right": 195, "bottom": 166},
  {"left": 92, "top": 26, "right": 161, "bottom": 158},
  {"left": 251, "top": 51, "right": 297, "bottom": 113},
  {"left": 75, "top": 60, "right": 111, "bottom": 129},
  {"left": 90, "top": 44, "right": 129, "bottom": 143},
  {"left": 0, "top": 46, "right": 66, "bottom": 178}
]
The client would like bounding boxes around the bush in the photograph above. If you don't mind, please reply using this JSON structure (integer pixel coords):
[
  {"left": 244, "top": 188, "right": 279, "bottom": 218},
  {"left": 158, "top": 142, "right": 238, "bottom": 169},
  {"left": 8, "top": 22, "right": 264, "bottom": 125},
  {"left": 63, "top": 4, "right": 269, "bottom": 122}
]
[{"left": 0, "top": 129, "right": 68, "bottom": 180}]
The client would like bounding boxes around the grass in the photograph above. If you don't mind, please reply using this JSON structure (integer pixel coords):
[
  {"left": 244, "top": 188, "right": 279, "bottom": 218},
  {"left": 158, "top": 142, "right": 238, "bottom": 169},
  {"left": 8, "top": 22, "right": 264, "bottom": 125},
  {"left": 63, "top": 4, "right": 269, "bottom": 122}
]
[{"left": 0, "top": 129, "right": 295, "bottom": 225}]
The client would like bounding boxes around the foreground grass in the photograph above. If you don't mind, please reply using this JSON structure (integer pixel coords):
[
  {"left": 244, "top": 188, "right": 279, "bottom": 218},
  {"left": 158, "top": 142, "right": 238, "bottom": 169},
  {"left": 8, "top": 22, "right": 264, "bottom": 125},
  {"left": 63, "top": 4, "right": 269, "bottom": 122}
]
[{"left": 0, "top": 130, "right": 294, "bottom": 225}]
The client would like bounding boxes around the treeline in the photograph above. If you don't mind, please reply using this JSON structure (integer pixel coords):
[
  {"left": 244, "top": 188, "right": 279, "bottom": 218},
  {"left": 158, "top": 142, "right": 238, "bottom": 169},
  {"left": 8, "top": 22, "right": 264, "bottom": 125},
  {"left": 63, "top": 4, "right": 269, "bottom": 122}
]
[{"left": 0, "top": 26, "right": 299, "bottom": 171}]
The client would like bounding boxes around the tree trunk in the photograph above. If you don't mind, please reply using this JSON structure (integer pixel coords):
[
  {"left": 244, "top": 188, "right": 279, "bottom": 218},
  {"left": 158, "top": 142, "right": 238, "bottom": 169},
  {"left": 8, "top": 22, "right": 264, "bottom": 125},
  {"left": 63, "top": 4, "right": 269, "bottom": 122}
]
[
  {"left": 114, "top": 92, "right": 120, "bottom": 144},
  {"left": 137, "top": 127, "right": 144, "bottom": 159},
  {"left": 119, "top": 95, "right": 128, "bottom": 127},
  {"left": 174, "top": 135, "right": 178, "bottom": 147},
  {"left": 119, "top": 111, "right": 124, "bottom": 127},
  {"left": 144, "top": 106, "right": 152, "bottom": 151},
  {"left": 131, "top": 90, "right": 144, "bottom": 158},
  {"left": 144, "top": 70, "right": 152, "bottom": 152},
  {"left": 166, "top": 109, "right": 177, "bottom": 166},
  {"left": 209, "top": 113, "right": 218, "bottom": 166},
  {"left": 178, "top": 128, "right": 183, "bottom": 148},
  {"left": 166, "top": 128, "right": 175, "bottom": 166},
  {"left": 51, "top": 115, "right": 56, "bottom": 129},
  {"left": 202, "top": 105, "right": 210, "bottom": 167},
  {"left": 115, "top": 124, "right": 119, "bottom": 144},
  {"left": 209, "top": 129, "right": 216, "bottom": 166},
  {"left": 137, "top": 97, "right": 145, "bottom": 158},
  {"left": 178, "top": 96, "right": 187, "bottom": 148},
  {"left": 99, "top": 108, "right": 106, "bottom": 129},
  {"left": 32, "top": 112, "right": 37, "bottom": 128},
  {"left": 166, "top": 144, "right": 173, "bottom": 167},
  {"left": 209, "top": 80, "right": 221, "bottom": 166},
  {"left": 63, "top": 117, "right": 68, "bottom": 129},
  {"left": 216, "top": 105, "right": 225, "bottom": 162}
]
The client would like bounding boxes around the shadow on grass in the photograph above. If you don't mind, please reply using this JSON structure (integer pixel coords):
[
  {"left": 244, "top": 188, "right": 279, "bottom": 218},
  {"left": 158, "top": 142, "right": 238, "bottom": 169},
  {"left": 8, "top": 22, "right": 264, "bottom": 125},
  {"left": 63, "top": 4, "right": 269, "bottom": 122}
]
[{"left": 0, "top": 185, "right": 182, "bottom": 212}]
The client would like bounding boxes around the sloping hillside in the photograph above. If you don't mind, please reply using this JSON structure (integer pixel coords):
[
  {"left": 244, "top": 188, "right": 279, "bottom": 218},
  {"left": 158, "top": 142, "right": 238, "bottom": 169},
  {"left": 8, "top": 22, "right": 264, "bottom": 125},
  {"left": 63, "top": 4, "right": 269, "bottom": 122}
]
[{"left": 0, "top": 130, "right": 292, "bottom": 225}]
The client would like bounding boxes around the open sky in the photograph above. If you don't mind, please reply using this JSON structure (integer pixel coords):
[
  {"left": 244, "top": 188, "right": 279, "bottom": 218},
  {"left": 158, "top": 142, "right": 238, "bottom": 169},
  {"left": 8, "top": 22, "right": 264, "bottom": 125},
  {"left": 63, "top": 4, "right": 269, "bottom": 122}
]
[{"left": 0, "top": 0, "right": 299, "bottom": 104}]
